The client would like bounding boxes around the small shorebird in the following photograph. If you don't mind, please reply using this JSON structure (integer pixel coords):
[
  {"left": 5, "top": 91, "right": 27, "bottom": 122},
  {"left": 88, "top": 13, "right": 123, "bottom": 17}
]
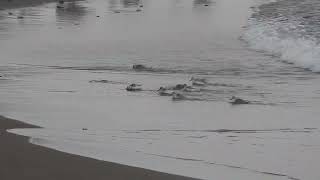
[
  {"left": 190, "top": 77, "right": 207, "bottom": 86},
  {"left": 126, "top": 84, "right": 142, "bottom": 91},
  {"left": 172, "top": 92, "right": 185, "bottom": 101},
  {"left": 229, "top": 96, "right": 250, "bottom": 105}
]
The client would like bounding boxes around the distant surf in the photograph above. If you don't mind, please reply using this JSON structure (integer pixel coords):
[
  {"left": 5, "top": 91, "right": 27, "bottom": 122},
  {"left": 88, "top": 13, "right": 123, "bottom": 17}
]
[{"left": 243, "top": 0, "right": 320, "bottom": 72}]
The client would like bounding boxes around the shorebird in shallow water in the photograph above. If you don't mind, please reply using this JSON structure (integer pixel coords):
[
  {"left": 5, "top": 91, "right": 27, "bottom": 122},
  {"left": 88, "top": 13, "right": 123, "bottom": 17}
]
[
  {"left": 132, "top": 64, "right": 148, "bottom": 70},
  {"left": 229, "top": 96, "right": 250, "bottom": 105},
  {"left": 171, "top": 84, "right": 188, "bottom": 90},
  {"left": 172, "top": 92, "right": 186, "bottom": 101},
  {"left": 158, "top": 87, "right": 173, "bottom": 96},
  {"left": 182, "top": 86, "right": 200, "bottom": 92},
  {"left": 126, "top": 84, "right": 142, "bottom": 91},
  {"left": 190, "top": 77, "right": 207, "bottom": 86}
]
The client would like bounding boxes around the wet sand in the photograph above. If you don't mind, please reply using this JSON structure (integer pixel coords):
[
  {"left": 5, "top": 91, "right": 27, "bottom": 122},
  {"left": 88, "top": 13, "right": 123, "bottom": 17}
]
[{"left": 0, "top": 115, "right": 198, "bottom": 180}]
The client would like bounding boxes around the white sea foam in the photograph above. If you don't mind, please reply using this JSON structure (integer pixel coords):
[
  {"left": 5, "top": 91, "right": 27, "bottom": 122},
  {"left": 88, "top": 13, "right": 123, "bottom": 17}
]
[{"left": 243, "top": 0, "right": 320, "bottom": 72}]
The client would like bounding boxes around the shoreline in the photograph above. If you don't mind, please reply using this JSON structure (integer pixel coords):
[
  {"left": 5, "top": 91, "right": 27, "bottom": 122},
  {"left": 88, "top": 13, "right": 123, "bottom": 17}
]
[{"left": 0, "top": 115, "right": 199, "bottom": 180}]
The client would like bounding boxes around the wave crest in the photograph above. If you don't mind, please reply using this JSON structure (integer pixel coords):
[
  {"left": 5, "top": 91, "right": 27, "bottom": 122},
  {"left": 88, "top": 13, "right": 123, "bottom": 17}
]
[{"left": 243, "top": 0, "right": 320, "bottom": 72}]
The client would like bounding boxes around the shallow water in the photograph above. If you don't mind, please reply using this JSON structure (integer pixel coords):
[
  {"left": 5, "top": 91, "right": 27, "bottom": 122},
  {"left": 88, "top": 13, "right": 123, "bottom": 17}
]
[{"left": 1, "top": 0, "right": 320, "bottom": 179}]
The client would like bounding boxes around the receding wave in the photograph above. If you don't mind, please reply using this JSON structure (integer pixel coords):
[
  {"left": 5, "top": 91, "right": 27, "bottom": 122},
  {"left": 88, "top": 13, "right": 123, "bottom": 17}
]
[
  {"left": 16, "top": 63, "right": 251, "bottom": 76},
  {"left": 52, "top": 65, "right": 229, "bottom": 75},
  {"left": 243, "top": 0, "right": 320, "bottom": 72}
]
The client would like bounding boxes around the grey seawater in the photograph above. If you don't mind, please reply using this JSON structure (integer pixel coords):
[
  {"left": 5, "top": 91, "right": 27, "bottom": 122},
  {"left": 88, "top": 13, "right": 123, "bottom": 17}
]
[
  {"left": 244, "top": 0, "right": 320, "bottom": 71},
  {"left": 1, "top": 0, "right": 320, "bottom": 179}
]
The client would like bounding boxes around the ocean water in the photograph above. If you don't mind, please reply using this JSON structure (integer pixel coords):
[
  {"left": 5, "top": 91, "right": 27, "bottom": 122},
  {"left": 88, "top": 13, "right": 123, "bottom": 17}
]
[
  {"left": 244, "top": 0, "right": 320, "bottom": 72},
  {"left": 1, "top": 0, "right": 320, "bottom": 179}
]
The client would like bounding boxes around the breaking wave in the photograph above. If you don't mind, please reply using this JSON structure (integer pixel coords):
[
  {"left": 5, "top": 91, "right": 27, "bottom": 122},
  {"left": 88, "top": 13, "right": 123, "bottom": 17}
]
[{"left": 243, "top": 0, "right": 320, "bottom": 72}]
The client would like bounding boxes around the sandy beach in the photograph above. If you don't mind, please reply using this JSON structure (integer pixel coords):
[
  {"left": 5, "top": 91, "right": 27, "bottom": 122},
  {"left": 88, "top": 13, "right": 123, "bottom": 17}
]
[
  {"left": 0, "top": 115, "right": 198, "bottom": 180},
  {"left": 1, "top": 0, "right": 320, "bottom": 179}
]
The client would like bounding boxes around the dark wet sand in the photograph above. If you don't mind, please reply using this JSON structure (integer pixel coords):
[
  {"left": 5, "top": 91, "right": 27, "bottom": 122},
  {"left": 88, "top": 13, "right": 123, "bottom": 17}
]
[{"left": 0, "top": 116, "right": 198, "bottom": 180}]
